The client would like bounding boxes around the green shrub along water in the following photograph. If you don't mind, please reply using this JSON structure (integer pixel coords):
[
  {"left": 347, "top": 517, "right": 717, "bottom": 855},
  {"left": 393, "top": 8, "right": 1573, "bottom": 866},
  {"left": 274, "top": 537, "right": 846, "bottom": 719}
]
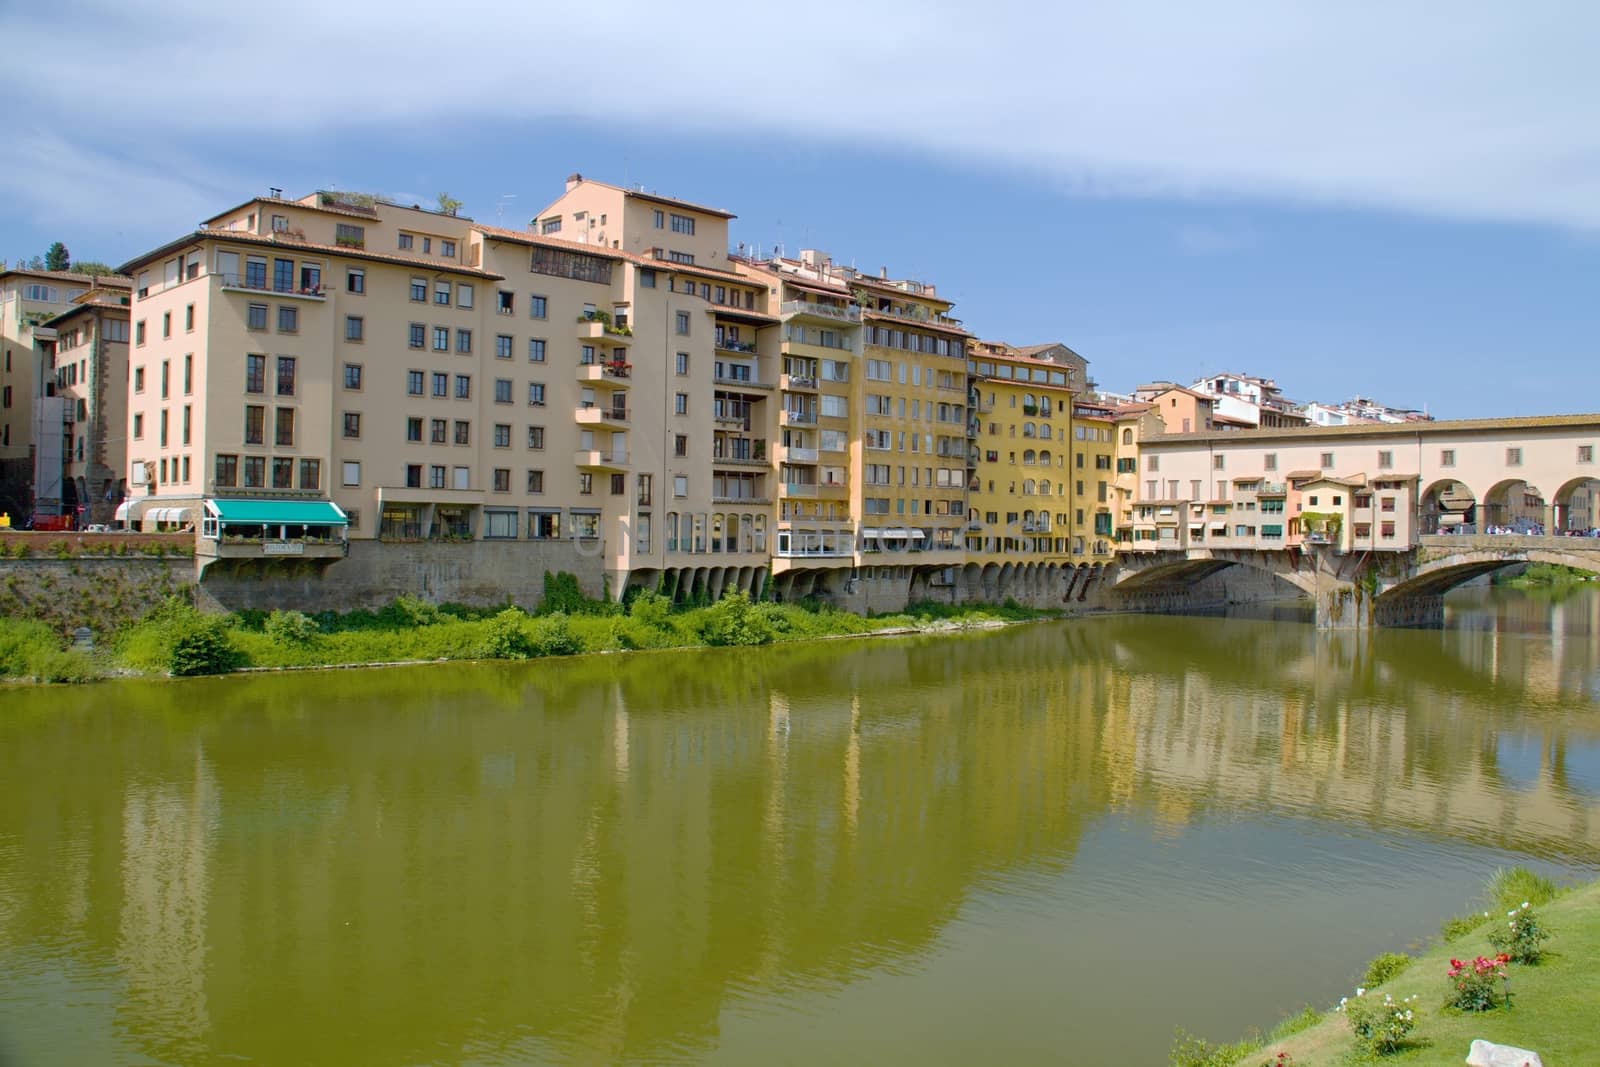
[{"left": 0, "top": 574, "right": 1064, "bottom": 681}]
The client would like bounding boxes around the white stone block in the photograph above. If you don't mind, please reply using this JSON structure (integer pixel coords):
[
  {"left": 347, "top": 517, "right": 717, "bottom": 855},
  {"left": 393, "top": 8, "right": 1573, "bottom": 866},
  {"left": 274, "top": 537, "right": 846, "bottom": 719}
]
[{"left": 1465, "top": 1038, "right": 1543, "bottom": 1067}]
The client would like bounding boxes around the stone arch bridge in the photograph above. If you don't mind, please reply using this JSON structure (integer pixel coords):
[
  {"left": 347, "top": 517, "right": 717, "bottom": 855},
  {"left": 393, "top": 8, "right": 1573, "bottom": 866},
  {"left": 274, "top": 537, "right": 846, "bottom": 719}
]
[{"left": 1114, "top": 534, "right": 1600, "bottom": 629}]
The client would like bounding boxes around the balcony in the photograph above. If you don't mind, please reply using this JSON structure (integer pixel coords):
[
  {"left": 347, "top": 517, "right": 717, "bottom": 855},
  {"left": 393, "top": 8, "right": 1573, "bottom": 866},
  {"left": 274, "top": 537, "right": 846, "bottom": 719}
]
[
  {"left": 713, "top": 453, "right": 768, "bottom": 468},
  {"left": 575, "top": 403, "right": 629, "bottom": 428},
  {"left": 781, "top": 483, "right": 817, "bottom": 498},
  {"left": 782, "top": 446, "right": 819, "bottom": 463},
  {"left": 199, "top": 536, "right": 348, "bottom": 561},
  {"left": 576, "top": 311, "right": 632, "bottom": 341},
  {"left": 575, "top": 449, "right": 629, "bottom": 471},
  {"left": 713, "top": 495, "right": 770, "bottom": 506},
  {"left": 713, "top": 373, "right": 773, "bottom": 391},
  {"left": 714, "top": 410, "right": 752, "bottom": 427},
  {"left": 779, "top": 373, "right": 819, "bottom": 392},
  {"left": 714, "top": 338, "right": 759, "bottom": 354},
  {"left": 575, "top": 362, "right": 632, "bottom": 383},
  {"left": 1259, "top": 481, "right": 1288, "bottom": 496},
  {"left": 217, "top": 274, "right": 326, "bottom": 301},
  {"left": 780, "top": 299, "right": 861, "bottom": 324},
  {"left": 779, "top": 409, "right": 817, "bottom": 427}
]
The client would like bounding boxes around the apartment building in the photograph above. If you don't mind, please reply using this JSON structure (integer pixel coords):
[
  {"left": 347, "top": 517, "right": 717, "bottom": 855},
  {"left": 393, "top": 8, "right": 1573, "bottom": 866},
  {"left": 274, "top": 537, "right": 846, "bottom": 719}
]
[
  {"left": 1070, "top": 413, "right": 1117, "bottom": 560},
  {"left": 34, "top": 289, "right": 132, "bottom": 524},
  {"left": 0, "top": 269, "right": 130, "bottom": 515},
  {"left": 1193, "top": 372, "right": 1309, "bottom": 429},
  {"left": 964, "top": 341, "right": 1081, "bottom": 564},
  {"left": 1134, "top": 382, "right": 1216, "bottom": 434}
]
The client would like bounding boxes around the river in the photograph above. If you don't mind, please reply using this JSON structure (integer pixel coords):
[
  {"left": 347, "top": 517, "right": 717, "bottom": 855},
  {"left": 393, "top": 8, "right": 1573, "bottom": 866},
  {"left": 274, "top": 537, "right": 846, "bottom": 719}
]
[{"left": 3, "top": 587, "right": 1599, "bottom": 1065}]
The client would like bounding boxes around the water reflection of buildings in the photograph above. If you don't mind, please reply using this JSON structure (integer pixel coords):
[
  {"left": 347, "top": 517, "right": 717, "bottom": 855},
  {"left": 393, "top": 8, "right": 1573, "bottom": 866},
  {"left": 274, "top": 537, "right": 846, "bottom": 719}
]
[{"left": 1, "top": 596, "right": 1598, "bottom": 1064}]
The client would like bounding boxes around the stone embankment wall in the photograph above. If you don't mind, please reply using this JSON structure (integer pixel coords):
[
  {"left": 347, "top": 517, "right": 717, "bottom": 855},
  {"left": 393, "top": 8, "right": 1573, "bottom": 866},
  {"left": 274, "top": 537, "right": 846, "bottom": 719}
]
[
  {"left": 0, "top": 556, "right": 193, "bottom": 635},
  {"left": 196, "top": 539, "right": 605, "bottom": 614}
]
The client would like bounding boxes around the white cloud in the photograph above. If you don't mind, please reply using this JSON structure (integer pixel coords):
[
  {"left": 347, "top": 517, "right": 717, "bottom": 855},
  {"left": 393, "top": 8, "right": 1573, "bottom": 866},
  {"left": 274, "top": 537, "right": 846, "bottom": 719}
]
[{"left": 3, "top": 1, "right": 1598, "bottom": 229}]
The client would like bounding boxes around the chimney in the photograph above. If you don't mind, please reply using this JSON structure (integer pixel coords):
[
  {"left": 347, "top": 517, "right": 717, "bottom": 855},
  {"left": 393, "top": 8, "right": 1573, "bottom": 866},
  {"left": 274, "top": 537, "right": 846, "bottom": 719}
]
[
  {"left": 879, "top": 266, "right": 888, "bottom": 279},
  {"left": 565, "top": 172, "right": 583, "bottom": 192},
  {"left": 799, "top": 249, "right": 830, "bottom": 270}
]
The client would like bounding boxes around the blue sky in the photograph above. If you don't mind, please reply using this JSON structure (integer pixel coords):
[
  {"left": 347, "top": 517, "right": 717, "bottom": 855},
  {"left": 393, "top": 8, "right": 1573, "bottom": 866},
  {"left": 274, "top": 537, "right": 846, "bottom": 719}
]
[{"left": 2, "top": 2, "right": 1595, "bottom": 418}]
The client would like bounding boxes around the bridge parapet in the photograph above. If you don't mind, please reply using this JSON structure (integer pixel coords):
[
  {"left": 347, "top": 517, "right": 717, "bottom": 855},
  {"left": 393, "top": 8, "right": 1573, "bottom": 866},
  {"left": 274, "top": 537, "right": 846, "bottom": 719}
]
[{"left": 1419, "top": 533, "right": 1600, "bottom": 558}]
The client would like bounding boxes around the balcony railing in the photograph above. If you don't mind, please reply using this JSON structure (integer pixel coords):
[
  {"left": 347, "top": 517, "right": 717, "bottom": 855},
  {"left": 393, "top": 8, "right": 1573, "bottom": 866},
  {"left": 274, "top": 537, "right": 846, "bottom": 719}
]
[
  {"left": 218, "top": 274, "right": 325, "bottom": 299},
  {"left": 714, "top": 373, "right": 772, "bottom": 390},
  {"left": 715, "top": 339, "right": 759, "bottom": 354},
  {"left": 576, "top": 403, "right": 628, "bottom": 425},
  {"left": 780, "top": 410, "right": 817, "bottom": 426},
  {"left": 779, "top": 299, "right": 861, "bottom": 323},
  {"left": 781, "top": 483, "right": 817, "bottom": 497},
  {"left": 784, "top": 446, "right": 819, "bottom": 463},
  {"left": 779, "top": 374, "right": 819, "bottom": 391},
  {"left": 575, "top": 449, "right": 629, "bottom": 469}
]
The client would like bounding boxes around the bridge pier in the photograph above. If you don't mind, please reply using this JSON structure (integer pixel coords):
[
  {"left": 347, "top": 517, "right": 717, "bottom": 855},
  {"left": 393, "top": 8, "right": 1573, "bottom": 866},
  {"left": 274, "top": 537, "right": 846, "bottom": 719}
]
[{"left": 1314, "top": 584, "right": 1443, "bottom": 630}]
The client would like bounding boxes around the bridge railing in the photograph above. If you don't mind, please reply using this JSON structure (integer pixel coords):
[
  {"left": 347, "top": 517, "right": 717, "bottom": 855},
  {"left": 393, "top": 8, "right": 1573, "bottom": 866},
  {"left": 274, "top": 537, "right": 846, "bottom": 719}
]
[{"left": 1419, "top": 533, "right": 1600, "bottom": 553}]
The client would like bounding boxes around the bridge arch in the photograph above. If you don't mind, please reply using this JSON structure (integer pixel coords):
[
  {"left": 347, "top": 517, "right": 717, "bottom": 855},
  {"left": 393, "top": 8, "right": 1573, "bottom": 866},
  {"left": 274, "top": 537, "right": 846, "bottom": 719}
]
[
  {"left": 1382, "top": 542, "right": 1600, "bottom": 601},
  {"left": 1553, "top": 476, "right": 1600, "bottom": 533},
  {"left": 1420, "top": 478, "right": 1476, "bottom": 534},
  {"left": 1112, "top": 551, "right": 1318, "bottom": 597},
  {"left": 1482, "top": 478, "right": 1549, "bottom": 533}
]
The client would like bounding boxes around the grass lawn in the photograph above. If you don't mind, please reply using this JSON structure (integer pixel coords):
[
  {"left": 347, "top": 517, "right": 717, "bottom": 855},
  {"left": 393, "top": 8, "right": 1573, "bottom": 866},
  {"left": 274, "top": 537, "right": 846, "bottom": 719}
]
[{"left": 1257, "top": 879, "right": 1600, "bottom": 1065}]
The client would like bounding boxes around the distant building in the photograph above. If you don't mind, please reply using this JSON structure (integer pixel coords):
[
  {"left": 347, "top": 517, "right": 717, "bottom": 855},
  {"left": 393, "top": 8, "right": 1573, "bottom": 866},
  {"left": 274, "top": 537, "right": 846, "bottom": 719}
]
[
  {"left": 33, "top": 289, "right": 133, "bottom": 524},
  {"left": 1133, "top": 382, "right": 1216, "bottom": 434},
  {"left": 1192, "top": 372, "right": 1309, "bottom": 429}
]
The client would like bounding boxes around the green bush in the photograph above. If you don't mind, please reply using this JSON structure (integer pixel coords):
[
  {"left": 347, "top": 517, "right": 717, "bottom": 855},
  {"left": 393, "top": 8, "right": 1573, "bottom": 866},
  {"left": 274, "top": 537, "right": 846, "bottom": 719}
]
[
  {"left": 628, "top": 590, "right": 672, "bottom": 629},
  {"left": 1363, "top": 952, "right": 1411, "bottom": 988},
  {"left": 1338, "top": 990, "right": 1417, "bottom": 1056},
  {"left": 27, "top": 647, "right": 103, "bottom": 684},
  {"left": 527, "top": 613, "right": 580, "bottom": 656},
  {"left": 0, "top": 618, "right": 59, "bottom": 677},
  {"left": 477, "top": 608, "right": 533, "bottom": 660},
  {"left": 1487, "top": 867, "right": 1558, "bottom": 912},
  {"left": 699, "top": 592, "right": 774, "bottom": 647},
  {"left": 1169, "top": 1030, "right": 1256, "bottom": 1067},
  {"left": 540, "top": 571, "right": 614, "bottom": 615},
  {"left": 264, "top": 609, "right": 320, "bottom": 646},
  {"left": 1446, "top": 955, "right": 1507, "bottom": 1012},
  {"left": 1440, "top": 910, "right": 1492, "bottom": 942},
  {"left": 379, "top": 595, "right": 443, "bottom": 628},
  {"left": 168, "top": 614, "right": 244, "bottom": 676},
  {"left": 1487, "top": 902, "right": 1551, "bottom": 963}
]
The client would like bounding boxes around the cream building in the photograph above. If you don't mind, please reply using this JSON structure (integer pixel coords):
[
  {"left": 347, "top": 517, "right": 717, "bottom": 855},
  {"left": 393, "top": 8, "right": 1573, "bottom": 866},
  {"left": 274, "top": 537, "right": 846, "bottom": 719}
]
[{"left": 36, "top": 289, "right": 133, "bottom": 524}]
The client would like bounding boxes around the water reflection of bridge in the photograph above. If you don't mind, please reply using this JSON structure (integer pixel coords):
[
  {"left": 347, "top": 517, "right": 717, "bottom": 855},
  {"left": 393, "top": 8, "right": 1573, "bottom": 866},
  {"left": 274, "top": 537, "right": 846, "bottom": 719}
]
[{"left": 1, "top": 607, "right": 1598, "bottom": 1063}]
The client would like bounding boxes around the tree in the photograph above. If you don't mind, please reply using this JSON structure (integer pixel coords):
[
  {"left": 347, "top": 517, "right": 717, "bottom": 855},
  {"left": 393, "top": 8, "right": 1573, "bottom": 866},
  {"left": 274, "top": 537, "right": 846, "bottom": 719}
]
[
  {"left": 69, "top": 260, "right": 115, "bottom": 277},
  {"left": 436, "top": 192, "right": 463, "bottom": 216},
  {"left": 44, "top": 242, "right": 70, "bottom": 271}
]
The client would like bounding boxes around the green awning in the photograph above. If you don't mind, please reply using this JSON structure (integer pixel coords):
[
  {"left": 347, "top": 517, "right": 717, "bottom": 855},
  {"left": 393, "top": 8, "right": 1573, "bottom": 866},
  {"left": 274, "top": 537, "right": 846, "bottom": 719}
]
[{"left": 205, "top": 499, "right": 348, "bottom": 525}]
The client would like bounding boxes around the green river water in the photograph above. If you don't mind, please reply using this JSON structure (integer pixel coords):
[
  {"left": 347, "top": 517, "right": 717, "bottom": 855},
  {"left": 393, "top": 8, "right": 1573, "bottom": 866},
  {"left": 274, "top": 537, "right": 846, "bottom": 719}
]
[{"left": 3, "top": 588, "right": 1599, "bottom": 1065}]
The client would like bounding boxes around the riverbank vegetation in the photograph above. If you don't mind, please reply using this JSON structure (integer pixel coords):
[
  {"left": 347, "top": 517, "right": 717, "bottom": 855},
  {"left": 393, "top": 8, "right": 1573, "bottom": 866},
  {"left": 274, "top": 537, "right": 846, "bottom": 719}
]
[
  {"left": 1492, "top": 562, "right": 1596, "bottom": 588},
  {"left": 1171, "top": 867, "right": 1596, "bottom": 1066},
  {"left": 0, "top": 573, "right": 1061, "bottom": 682}
]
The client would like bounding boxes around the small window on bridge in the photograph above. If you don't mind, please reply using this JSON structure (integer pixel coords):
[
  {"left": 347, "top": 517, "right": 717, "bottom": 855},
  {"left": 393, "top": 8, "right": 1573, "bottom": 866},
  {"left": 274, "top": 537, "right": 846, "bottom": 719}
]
[
  {"left": 1506, "top": 448, "right": 1523, "bottom": 466},
  {"left": 1440, "top": 449, "right": 1456, "bottom": 467},
  {"left": 1581, "top": 445, "right": 1594, "bottom": 464},
  {"left": 1320, "top": 452, "right": 1334, "bottom": 469},
  {"left": 1377, "top": 450, "right": 1393, "bottom": 469}
]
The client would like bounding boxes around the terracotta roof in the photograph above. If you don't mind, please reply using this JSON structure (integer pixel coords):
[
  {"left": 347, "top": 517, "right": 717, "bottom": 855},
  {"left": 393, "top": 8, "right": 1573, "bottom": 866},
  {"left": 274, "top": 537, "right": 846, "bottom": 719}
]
[
  {"left": 0, "top": 268, "right": 130, "bottom": 287},
  {"left": 861, "top": 307, "right": 970, "bottom": 337},
  {"left": 40, "top": 298, "right": 129, "bottom": 330},
  {"left": 203, "top": 194, "right": 471, "bottom": 227},
  {"left": 119, "top": 230, "right": 504, "bottom": 280},
  {"left": 1284, "top": 470, "right": 1323, "bottom": 480},
  {"left": 557, "top": 177, "right": 737, "bottom": 219},
  {"left": 473, "top": 224, "right": 627, "bottom": 260},
  {"left": 1112, "top": 402, "right": 1155, "bottom": 416},
  {"left": 1143, "top": 411, "right": 1600, "bottom": 444}
]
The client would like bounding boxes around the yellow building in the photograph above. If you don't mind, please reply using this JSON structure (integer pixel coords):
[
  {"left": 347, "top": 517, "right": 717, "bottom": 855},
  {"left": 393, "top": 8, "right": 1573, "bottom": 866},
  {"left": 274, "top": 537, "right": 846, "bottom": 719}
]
[{"left": 964, "top": 342, "right": 1081, "bottom": 563}]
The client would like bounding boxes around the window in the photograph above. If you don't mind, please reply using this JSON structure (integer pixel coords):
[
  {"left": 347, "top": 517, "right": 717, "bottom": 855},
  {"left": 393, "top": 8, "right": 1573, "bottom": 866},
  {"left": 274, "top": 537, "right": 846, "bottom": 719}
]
[
  {"left": 455, "top": 374, "right": 471, "bottom": 399},
  {"left": 184, "top": 304, "right": 195, "bottom": 332},
  {"left": 1377, "top": 450, "right": 1393, "bottom": 469},
  {"left": 653, "top": 209, "right": 664, "bottom": 229},
  {"left": 345, "top": 316, "right": 364, "bottom": 342},
  {"left": 674, "top": 475, "right": 688, "bottom": 497},
  {"left": 434, "top": 280, "right": 451, "bottom": 306},
  {"left": 335, "top": 222, "right": 364, "bottom": 248},
  {"left": 456, "top": 328, "right": 472, "bottom": 354},
  {"left": 674, "top": 393, "right": 688, "bottom": 415},
  {"left": 639, "top": 269, "right": 656, "bottom": 288},
  {"left": 454, "top": 420, "right": 470, "bottom": 445},
  {"left": 1213, "top": 454, "right": 1225, "bottom": 470},
  {"left": 184, "top": 354, "right": 193, "bottom": 395},
  {"left": 215, "top": 454, "right": 238, "bottom": 487},
  {"left": 410, "top": 277, "right": 427, "bottom": 301},
  {"left": 404, "top": 464, "right": 421, "bottom": 488},
  {"left": 493, "top": 423, "right": 511, "bottom": 448},
  {"left": 675, "top": 311, "right": 690, "bottom": 335},
  {"left": 299, "top": 459, "right": 321, "bottom": 490},
  {"left": 527, "top": 426, "right": 544, "bottom": 449},
  {"left": 343, "top": 412, "right": 361, "bottom": 439},
  {"left": 609, "top": 473, "right": 626, "bottom": 495},
  {"left": 1263, "top": 453, "right": 1277, "bottom": 471},
  {"left": 528, "top": 382, "right": 546, "bottom": 406},
  {"left": 494, "top": 378, "right": 512, "bottom": 403},
  {"left": 1506, "top": 447, "right": 1522, "bottom": 466},
  {"left": 432, "top": 326, "right": 449, "bottom": 351},
  {"left": 275, "top": 407, "right": 295, "bottom": 446},
  {"left": 245, "top": 257, "right": 267, "bottom": 289},
  {"left": 133, "top": 412, "right": 145, "bottom": 440},
  {"left": 1381, "top": 521, "right": 1396, "bottom": 539},
  {"left": 674, "top": 434, "right": 688, "bottom": 457},
  {"left": 676, "top": 352, "right": 690, "bottom": 375},
  {"left": 670, "top": 213, "right": 695, "bottom": 234},
  {"left": 133, "top": 366, "right": 146, "bottom": 393},
  {"left": 160, "top": 359, "right": 170, "bottom": 399},
  {"left": 135, "top": 320, "right": 146, "bottom": 345},
  {"left": 540, "top": 217, "right": 562, "bottom": 235},
  {"left": 528, "top": 339, "right": 546, "bottom": 362},
  {"left": 578, "top": 473, "right": 593, "bottom": 495},
  {"left": 670, "top": 251, "right": 695, "bottom": 265},
  {"left": 1320, "top": 451, "right": 1335, "bottom": 469},
  {"left": 244, "top": 405, "right": 264, "bottom": 444},
  {"left": 1582, "top": 445, "right": 1595, "bottom": 464},
  {"left": 243, "top": 456, "right": 265, "bottom": 488},
  {"left": 407, "top": 417, "right": 423, "bottom": 442},
  {"left": 343, "top": 363, "right": 363, "bottom": 390},
  {"left": 162, "top": 311, "right": 171, "bottom": 338},
  {"left": 245, "top": 355, "right": 265, "bottom": 393},
  {"left": 1440, "top": 448, "right": 1456, "bottom": 467},
  {"left": 529, "top": 295, "right": 547, "bottom": 319},
  {"left": 527, "top": 470, "right": 544, "bottom": 494},
  {"left": 409, "top": 323, "right": 425, "bottom": 349},
  {"left": 431, "top": 418, "right": 447, "bottom": 443},
  {"left": 1146, "top": 454, "right": 1159, "bottom": 472},
  {"left": 347, "top": 268, "right": 365, "bottom": 293},
  {"left": 497, "top": 291, "right": 514, "bottom": 315},
  {"left": 1380, "top": 496, "right": 1396, "bottom": 512},
  {"left": 429, "top": 465, "right": 447, "bottom": 489},
  {"left": 432, "top": 372, "right": 448, "bottom": 397},
  {"left": 495, "top": 335, "right": 513, "bottom": 359},
  {"left": 456, "top": 283, "right": 472, "bottom": 308},
  {"left": 493, "top": 468, "right": 510, "bottom": 492},
  {"left": 276, "top": 356, "right": 296, "bottom": 396},
  {"left": 277, "top": 305, "right": 298, "bottom": 333},
  {"left": 407, "top": 370, "right": 424, "bottom": 396},
  {"left": 399, "top": 234, "right": 415, "bottom": 251}
]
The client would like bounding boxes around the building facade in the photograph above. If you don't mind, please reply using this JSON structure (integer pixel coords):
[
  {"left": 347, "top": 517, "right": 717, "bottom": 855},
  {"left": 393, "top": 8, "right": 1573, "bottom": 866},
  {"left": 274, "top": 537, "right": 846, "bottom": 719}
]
[{"left": 35, "top": 289, "right": 132, "bottom": 524}]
